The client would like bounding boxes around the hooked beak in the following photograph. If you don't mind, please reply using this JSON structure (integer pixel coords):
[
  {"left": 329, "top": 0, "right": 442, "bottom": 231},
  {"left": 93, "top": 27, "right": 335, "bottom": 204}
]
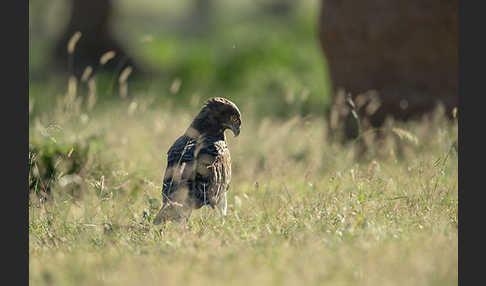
[{"left": 231, "top": 125, "right": 240, "bottom": 137}]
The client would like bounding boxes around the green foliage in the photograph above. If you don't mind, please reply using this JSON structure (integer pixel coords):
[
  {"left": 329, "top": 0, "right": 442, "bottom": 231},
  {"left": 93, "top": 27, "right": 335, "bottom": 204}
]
[{"left": 29, "top": 133, "right": 107, "bottom": 200}]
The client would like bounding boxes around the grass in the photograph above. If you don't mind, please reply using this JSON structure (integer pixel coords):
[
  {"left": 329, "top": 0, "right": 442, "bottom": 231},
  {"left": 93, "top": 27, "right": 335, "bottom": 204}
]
[
  {"left": 29, "top": 1, "right": 457, "bottom": 284},
  {"left": 29, "top": 86, "right": 457, "bottom": 285}
]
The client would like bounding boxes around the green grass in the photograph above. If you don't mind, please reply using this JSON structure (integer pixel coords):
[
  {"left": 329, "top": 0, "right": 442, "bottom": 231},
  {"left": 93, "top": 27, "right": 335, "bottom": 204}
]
[{"left": 29, "top": 89, "right": 457, "bottom": 285}]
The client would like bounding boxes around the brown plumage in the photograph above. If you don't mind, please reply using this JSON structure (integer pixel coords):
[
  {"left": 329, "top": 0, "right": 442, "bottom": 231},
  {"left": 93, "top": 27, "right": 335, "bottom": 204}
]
[{"left": 153, "top": 97, "right": 241, "bottom": 225}]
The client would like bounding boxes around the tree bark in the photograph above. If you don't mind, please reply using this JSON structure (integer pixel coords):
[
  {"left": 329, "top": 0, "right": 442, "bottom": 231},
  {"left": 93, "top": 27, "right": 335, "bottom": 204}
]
[
  {"left": 319, "top": 0, "right": 458, "bottom": 138},
  {"left": 53, "top": 0, "right": 143, "bottom": 79}
]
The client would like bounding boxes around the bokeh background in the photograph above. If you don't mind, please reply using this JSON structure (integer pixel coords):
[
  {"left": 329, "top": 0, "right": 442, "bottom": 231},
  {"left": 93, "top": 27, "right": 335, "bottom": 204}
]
[
  {"left": 29, "top": 0, "right": 458, "bottom": 136},
  {"left": 30, "top": 0, "right": 332, "bottom": 118}
]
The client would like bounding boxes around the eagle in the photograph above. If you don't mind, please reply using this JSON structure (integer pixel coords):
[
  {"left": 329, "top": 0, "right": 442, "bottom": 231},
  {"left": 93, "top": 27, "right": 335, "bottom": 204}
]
[{"left": 153, "top": 97, "right": 241, "bottom": 225}]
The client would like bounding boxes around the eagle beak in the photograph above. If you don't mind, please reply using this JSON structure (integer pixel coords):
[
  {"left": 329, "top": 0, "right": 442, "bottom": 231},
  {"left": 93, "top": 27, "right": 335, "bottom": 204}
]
[{"left": 231, "top": 125, "right": 240, "bottom": 137}]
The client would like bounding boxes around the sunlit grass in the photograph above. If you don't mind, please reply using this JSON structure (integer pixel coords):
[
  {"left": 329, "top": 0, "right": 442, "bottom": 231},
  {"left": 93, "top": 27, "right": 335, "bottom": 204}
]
[
  {"left": 29, "top": 1, "right": 457, "bottom": 283},
  {"left": 29, "top": 86, "right": 457, "bottom": 285}
]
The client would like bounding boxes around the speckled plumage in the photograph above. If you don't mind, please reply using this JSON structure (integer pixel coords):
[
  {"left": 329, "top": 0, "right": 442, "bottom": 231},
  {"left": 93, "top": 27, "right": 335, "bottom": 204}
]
[{"left": 153, "top": 97, "right": 241, "bottom": 225}]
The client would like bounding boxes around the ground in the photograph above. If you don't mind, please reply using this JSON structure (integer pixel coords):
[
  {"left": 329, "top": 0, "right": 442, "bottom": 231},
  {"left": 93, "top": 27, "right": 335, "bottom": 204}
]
[{"left": 29, "top": 92, "right": 457, "bottom": 286}]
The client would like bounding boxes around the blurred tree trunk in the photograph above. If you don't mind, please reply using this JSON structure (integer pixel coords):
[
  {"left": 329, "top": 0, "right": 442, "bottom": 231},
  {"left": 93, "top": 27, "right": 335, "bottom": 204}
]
[
  {"left": 258, "top": 0, "right": 294, "bottom": 17},
  {"left": 319, "top": 0, "right": 458, "bottom": 139},
  {"left": 182, "top": 0, "right": 213, "bottom": 36},
  {"left": 193, "top": 0, "right": 212, "bottom": 28},
  {"left": 53, "top": 0, "right": 143, "bottom": 78}
]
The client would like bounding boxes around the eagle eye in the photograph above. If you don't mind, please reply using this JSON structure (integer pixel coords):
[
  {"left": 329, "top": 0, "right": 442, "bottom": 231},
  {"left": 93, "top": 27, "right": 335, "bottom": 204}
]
[{"left": 231, "top": 115, "right": 238, "bottom": 122}]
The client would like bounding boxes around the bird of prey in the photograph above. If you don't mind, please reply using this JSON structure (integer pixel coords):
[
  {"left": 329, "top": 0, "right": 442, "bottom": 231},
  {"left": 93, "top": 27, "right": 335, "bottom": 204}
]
[{"left": 153, "top": 97, "right": 241, "bottom": 225}]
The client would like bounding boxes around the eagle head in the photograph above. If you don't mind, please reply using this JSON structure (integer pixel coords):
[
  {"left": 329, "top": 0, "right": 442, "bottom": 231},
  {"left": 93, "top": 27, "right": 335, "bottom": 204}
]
[{"left": 190, "top": 97, "right": 242, "bottom": 137}]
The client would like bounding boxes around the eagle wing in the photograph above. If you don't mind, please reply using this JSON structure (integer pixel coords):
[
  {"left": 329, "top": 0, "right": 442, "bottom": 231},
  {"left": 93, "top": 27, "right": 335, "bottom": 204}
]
[
  {"left": 154, "top": 136, "right": 197, "bottom": 225},
  {"left": 154, "top": 136, "right": 231, "bottom": 225},
  {"left": 161, "top": 135, "right": 197, "bottom": 203},
  {"left": 161, "top": 136, "right": 231, "bottom": 206}
]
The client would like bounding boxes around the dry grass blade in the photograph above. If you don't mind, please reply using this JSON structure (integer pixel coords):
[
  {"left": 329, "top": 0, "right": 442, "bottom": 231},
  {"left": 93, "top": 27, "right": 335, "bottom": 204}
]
[
  {"left": 67, "top": 147, "right": 74, "bottom": 158},
  {"left": 67, "top": 76, "right": 77, "bottom": 99},
  {"left": 119, "top": 66, "right": 133, "bottom": 84},
  {"left": 29, "top": 98, "right": 35, "bottom": 114},
  {"left": 392, "top": 127, "right": 419, "bottom": 145},
  {"left": 67, "top": 31, "right": 82, "bottom": 54},
  {"left": 170, "top": 78, "right": 182, "bottom": 94},
  {"left": 87, "top": 78, "right": 97, "bottom": 110},
  {"left": 81, "top": 66, "right": 93, "bottom": 82},
  {"left": 99, "top": 51, "right": 116, "bottom": 65},
  {"left": 365, "top": 95, "right": 381, "bottom": 116}
]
